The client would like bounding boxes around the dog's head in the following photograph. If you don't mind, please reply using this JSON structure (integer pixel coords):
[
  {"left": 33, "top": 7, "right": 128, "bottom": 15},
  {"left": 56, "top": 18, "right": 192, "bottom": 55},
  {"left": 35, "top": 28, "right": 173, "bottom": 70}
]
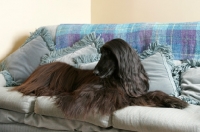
[
  {"left": 94, "top": 38, "right": 149, "bottom": 97},
  {"left": 94, "top": 38, "right": 137, "bottom": 79},
  {"left": 93, "top": 45, "right": 118, "bottom": 78}
]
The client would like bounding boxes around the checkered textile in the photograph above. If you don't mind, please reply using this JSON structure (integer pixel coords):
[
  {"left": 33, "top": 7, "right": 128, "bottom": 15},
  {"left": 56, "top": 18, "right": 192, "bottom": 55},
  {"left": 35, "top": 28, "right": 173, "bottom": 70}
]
[{"left": 56, "top": 22, "right": 200, "bottom": 60}]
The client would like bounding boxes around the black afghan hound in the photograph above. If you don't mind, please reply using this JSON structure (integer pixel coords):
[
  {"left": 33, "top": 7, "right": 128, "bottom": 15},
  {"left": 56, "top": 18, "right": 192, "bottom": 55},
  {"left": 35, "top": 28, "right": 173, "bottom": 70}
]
[{"left": 12, "top": 38, "right": 188, "bottom": 118}]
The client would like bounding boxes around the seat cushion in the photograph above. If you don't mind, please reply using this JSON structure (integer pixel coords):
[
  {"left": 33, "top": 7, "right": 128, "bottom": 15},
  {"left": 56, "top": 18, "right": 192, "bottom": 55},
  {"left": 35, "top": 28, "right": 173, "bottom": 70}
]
[
  {"left": 0, "top": 109, "right": 25, "bottom": 123},
  {"left": 180, "top": 67, "right": 200, "bottom": 104},
  {"left": 34, "top": 96, "right": 112, "bottom": 128},
  {"left": 0, "top": 87, "right": 35, "bottom": 113},
  {"left": 112, "top": 105, "right": 200, "bottom": 132}
]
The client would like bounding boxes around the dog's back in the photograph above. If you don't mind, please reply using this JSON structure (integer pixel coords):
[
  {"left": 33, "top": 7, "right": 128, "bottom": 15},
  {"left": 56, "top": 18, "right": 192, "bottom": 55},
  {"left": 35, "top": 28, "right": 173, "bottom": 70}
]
[{"left": 11, "top": 62, "right": 98, "bottom": 96}]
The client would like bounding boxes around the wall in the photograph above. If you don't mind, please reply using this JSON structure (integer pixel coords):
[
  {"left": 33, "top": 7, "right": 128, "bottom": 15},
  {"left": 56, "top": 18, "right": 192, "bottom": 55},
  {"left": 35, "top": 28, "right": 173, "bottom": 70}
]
[
  {"left": 91, "top": 0, "right": 200, "bottom": 23},
  {"left": 2, "top": 0, "right": 200, "bottom": 61},
  {"left": 0, "top": 0, "right": 91, "bottom": 61}
]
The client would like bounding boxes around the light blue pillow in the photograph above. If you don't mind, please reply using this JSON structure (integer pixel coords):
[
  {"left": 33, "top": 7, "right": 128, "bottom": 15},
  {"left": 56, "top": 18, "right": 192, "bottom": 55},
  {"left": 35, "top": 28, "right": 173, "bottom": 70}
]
[
  {"left": 141, "top": 52, "right": 177, "bottom": 95},
  {"left": 40, "top": 32, "right": 104, "bottom": 66},
  {"left": 0, "top": 28, "right": 55, "bottom": 86},
  {"left": 139, "top": 42, "right": 177, "bottom": 95}
]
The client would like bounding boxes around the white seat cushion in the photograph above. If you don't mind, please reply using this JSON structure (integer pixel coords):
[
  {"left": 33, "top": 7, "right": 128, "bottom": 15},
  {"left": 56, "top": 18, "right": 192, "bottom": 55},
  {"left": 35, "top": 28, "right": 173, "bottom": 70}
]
[
  {"left": 112, "top": 105, "right": 200, "bottom": 132},
  {"left": 0, "top": 87, "right": 35, "bottom": 113},
  {"left": 34, "top": 96, "right": 112, "bottom": 128}
]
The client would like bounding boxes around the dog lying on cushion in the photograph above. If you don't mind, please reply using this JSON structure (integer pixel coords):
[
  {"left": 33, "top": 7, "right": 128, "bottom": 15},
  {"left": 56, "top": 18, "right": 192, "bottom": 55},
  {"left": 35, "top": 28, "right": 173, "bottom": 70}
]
[{"left": 12, "top": 38, "right": 188, "bottom": 118}]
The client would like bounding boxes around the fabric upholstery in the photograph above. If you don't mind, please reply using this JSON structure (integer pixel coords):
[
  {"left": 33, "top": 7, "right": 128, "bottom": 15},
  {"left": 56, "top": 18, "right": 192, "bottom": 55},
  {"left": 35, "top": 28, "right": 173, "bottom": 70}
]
[
  {"left": 34, "top": 96, "right": 112, "bottom": 128},
  {"left": 79, "top": 62, "right": 98, "bottom": 70},
  {"left": 0, "top": 110, "right": 130, "bottom": 132},
  {"left": 0, "top": 87, "right": 35, "bottom": 113},
  {"left": 142, "top": 52, "right": 176, "bottom": 95},
  {"left": 180, "top": 67, "right": 200, "bottom": 103},
  {"left": 56, "top": 22, "right": 200, "bottom": 60},
  {"left": 112, "top": 105, "right": 200, "bottom": 132},
  {"left": 55, "top": 44, "right": 97, "bottom": 66},
  {"left": 0, "top": 109, "right": 25, "bottom": 124},
  {"left": 0, "top": 27, "right": 55, "bottom": 86},
  {"left": 3, "top": 36, "right": 50, "bottom": 85},
  {"left": 0, "top": 123, "right": 72, "bottom": 132},
  {"left": 172, "top": 61, "right": 200, "bottom": 105},
  {"left": 40, "top": 32, "right": 103, "bottom": 65},
  {"left": 44, "top": 25, "right": 58, "bottom": 43},
  {"left": 24, "top": 113, "right": 124, "bottom": 132}
]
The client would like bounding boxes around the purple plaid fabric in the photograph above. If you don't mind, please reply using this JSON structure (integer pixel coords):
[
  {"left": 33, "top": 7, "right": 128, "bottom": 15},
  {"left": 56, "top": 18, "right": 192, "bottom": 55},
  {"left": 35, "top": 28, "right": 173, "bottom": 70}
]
[{"left": 56, "top": 22, "right": 200, "bottom": 60}]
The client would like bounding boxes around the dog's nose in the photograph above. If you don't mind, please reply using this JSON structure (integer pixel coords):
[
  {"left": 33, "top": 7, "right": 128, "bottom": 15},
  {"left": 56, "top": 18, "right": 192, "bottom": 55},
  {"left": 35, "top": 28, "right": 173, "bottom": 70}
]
[{"left": 93, "top": 70, "right": 100, "bottom": 76}]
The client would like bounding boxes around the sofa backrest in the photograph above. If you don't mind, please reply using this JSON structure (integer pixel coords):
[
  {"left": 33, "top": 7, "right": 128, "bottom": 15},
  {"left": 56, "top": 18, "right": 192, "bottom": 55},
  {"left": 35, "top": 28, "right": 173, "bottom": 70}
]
[{"left": 55, "top": 22, "right": 200, "bottom": 60}]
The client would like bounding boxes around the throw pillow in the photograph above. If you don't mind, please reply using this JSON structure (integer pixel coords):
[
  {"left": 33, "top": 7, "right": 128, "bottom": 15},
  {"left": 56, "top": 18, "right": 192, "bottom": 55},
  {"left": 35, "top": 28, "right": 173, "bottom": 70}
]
[
  {"left": 141, "top": 52, "right": 177, "bottom": 95},
  {"left": 79, "top": 62, "right": 98, "bottom": 70},
  {"left": 55, "top": 44, "right": 98, "bottom": 66},
  {"left": 0, "top": 27, "right": 55, "bottom": 86},
  {"left": 40, "top": 32, "right": 104, "bottom": 66},
  {"left": 73, "top": 54, "right": 101, "bottom": 65},
  {"left": 180, "top": 67, "right": 200, "bottom": 105},
  {"left": 139, "top": 42, "right": 177, "bottom": 95},
  {"left": 172, "top": 60, "right": 200, "bottom": 105}
]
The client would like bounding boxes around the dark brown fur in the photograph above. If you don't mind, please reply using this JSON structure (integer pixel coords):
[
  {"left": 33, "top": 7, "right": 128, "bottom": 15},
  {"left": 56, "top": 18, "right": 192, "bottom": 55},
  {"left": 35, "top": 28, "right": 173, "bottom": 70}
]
[{"left": 12, "top": 38, "right": 188, "bottom": 118}]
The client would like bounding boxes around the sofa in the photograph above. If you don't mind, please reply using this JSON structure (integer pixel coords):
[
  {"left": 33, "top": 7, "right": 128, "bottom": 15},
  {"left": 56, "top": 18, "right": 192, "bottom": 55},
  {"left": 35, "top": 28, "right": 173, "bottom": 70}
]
[{"left": 0, "top": 22, "right": 200, "bottom": 132}]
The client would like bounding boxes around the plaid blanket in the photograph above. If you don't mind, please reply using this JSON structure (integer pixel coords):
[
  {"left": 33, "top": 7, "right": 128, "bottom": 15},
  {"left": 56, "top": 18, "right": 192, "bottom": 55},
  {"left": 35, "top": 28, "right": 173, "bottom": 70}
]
[{"left": 56, "top": 22, "right": 200, "bottom": 60}]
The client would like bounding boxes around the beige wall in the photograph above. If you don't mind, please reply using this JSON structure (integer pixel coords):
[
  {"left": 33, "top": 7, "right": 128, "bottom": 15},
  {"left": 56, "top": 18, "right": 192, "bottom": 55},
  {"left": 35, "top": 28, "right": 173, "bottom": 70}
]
[
  {"left": 1, "top": 0, "right": 200, "bottom": 61},
  {"left": 0, "top": 0, "right": 91, "bottom": 61},
  {"left": 91, "top": 0, "right": 200, "bottom": 23}
]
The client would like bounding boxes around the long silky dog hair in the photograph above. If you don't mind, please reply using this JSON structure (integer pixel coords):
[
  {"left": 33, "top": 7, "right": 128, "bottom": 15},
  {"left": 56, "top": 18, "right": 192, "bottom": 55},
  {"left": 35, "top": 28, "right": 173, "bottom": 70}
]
[{"left": 12, "top": 38, "right": 188, "bottom": 118}]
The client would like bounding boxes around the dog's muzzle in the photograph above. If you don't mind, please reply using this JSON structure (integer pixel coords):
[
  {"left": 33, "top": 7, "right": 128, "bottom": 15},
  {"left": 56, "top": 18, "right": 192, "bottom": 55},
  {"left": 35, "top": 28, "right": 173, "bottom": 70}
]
[{"left": 93, "top": 70, "right": 100, "bottom": 76}]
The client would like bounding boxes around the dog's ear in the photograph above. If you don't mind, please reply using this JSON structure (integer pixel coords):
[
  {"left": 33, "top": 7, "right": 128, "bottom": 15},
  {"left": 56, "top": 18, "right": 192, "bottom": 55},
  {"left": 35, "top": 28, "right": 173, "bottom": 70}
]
[
  {"left": 118, "top": 46, "right": 149, "bottom": 97},
  {"left": 104, "top": 39, "right": 149, "bottom": 97}
]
